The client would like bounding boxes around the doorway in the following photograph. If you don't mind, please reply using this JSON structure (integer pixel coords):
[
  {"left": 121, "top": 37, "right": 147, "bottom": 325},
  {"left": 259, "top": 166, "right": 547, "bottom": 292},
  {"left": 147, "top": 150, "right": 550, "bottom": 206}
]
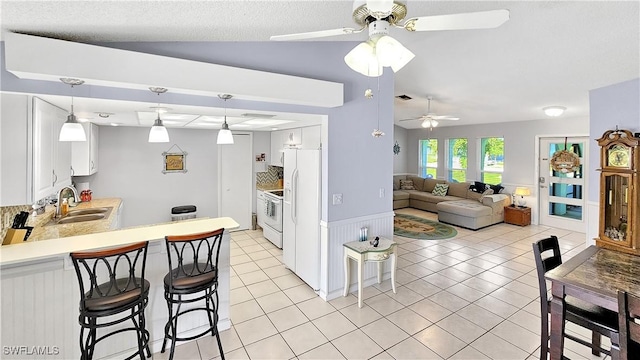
[
  {"left": 538, "top": 136, "right": 588, "bottom": 232},
  {"left": 218, "top": 133, "right": 252, "bottom": 231}
]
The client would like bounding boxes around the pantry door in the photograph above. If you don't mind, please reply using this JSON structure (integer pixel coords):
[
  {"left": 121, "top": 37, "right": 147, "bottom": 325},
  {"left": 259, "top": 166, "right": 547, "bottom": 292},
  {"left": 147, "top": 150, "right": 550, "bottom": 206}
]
[
  {"left": 538, "top": 137, "right": 588, "bottom": 232},
  {"left": 218, "top": 133, "right": 252, "bottom": 231}
]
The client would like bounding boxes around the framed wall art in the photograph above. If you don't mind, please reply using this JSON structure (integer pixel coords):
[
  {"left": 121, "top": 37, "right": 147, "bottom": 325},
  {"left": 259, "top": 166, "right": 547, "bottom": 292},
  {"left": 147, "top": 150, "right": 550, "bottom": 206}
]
[{"left": 162, "top": 144, "right": 188, "bottom": 174}]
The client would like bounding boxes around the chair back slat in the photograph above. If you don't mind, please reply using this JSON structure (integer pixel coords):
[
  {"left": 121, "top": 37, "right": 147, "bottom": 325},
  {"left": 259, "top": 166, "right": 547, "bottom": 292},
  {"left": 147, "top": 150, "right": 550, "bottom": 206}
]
[
  {"left": 70, "top": 241, "right": 149, "bottom": 311},
  {"left": 532, "top": 236, "right": 561, "bottom": 302},
  {"left": 619, "top": 290, "right": 640, "bottom": 360},
  {"left": 164, "top": 228, "right": 225, "bottom": 289}
]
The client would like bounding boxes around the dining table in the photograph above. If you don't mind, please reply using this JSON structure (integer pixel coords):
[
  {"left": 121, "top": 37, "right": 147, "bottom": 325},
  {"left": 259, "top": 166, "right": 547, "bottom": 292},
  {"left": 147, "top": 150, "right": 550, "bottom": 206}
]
[{"left": 545, "top": 245, "right": 640, "bottom": 360}]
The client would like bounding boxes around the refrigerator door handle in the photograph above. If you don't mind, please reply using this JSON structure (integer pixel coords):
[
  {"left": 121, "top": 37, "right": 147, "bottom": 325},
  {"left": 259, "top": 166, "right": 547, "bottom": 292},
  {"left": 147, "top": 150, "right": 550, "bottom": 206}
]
[{"left": 292, "top": 168, "right": 299, "bottom": 224}]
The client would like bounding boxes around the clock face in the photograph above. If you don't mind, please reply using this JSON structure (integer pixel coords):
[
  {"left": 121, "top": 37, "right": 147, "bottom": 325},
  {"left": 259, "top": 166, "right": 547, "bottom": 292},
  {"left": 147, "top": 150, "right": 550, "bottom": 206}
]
[{"left": 608, "top": 147, "right": 630, "bottom": 167}]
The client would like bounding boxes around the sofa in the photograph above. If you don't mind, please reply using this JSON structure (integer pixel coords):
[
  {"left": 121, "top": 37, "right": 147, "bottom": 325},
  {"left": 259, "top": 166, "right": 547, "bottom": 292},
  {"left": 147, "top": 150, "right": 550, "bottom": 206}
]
[{"left": 393, "top": 175, "right": 511, "bottom": 230}]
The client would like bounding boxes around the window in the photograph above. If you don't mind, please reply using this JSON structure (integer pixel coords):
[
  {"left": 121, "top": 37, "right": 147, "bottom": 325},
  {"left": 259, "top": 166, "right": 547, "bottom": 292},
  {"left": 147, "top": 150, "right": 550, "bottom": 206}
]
[
  {"left": 419, "top": 139, "right": 438, "bottom": 178},
  {"left": 480, "top": 137, "right": 504, "bottom": 184},
  {"left": 447, "top": 138, "right": 467, "bottom": 183}
]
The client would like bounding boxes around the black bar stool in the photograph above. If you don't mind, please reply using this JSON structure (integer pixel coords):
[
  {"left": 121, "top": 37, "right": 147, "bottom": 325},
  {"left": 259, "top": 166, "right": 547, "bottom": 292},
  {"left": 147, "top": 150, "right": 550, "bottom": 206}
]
[
  {"left": 162, "top": 228, "right": 225, "bottom": 360},
  {"left": 70, "top": 241, "right": 151, "bottom": 360}
]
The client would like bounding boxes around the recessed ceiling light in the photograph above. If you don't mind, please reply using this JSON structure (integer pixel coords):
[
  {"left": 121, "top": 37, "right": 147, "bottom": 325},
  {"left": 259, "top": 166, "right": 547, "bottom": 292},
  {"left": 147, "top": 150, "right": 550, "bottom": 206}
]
[
  {"left": 97, "top": 112, "right": 113, "bottom": 118},
  {"left": 271, "top": 127, "right": 278, "bottom": 130},
  {"left": 543, "top": 106, "right": 566, "bottom": 117},
  {"left": 110, "top": 123, "right": 122, "bottom": 127}
]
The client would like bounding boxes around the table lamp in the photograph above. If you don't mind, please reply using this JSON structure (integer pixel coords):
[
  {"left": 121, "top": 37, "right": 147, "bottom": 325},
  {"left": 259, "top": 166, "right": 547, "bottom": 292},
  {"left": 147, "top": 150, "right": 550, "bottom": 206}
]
[{"left": 514, "top": 187, "right": 531, "bottom": 207}]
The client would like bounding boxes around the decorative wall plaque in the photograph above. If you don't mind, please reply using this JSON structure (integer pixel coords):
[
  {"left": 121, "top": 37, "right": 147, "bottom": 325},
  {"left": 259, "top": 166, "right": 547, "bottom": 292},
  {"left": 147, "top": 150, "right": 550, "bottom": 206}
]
[{"left": 162, "top": 144, "right": 188, "bottom": 174}]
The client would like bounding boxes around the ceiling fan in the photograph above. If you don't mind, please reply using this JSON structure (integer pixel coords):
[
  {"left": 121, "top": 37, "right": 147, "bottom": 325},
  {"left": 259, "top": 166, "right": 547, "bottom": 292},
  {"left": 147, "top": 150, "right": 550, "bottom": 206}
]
[
  {"left": 270, "top": 0, "right": 510, "bottom": 76},
  {"left": 398, "top": 96, "right": 460, "bottom": 128}
]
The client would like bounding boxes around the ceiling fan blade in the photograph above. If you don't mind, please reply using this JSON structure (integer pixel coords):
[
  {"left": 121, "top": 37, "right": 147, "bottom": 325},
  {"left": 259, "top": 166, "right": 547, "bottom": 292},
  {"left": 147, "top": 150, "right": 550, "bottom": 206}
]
[
  {"left": 398, "top": 118, "right": 420, "bottom": 122},
  {"left": 403, "top": 9, "right": 510, "bottom": 32},
  {"left": 430, "top": 116, "right": 460, "bottom": 120},
  {"left": 270, "top": 27, "right": 362, "bottom": 41}
]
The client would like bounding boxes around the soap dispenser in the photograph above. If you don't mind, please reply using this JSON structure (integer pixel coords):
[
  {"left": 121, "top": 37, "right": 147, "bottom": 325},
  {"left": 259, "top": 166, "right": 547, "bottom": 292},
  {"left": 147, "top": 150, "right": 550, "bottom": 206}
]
[{"left": 61, "top": 198, "right": 69, "bottom": 216}]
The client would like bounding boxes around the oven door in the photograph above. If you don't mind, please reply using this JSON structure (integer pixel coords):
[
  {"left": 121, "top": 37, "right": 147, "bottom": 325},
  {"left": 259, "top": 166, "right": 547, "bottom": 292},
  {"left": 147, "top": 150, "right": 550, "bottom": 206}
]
[{"left": 263, "top": 195, "right": 283, "bottom": 232}]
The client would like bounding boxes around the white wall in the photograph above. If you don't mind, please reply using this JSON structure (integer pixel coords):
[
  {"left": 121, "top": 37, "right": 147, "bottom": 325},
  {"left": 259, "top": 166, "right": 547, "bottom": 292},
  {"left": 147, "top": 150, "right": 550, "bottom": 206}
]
[
  {"left": 393, "top": 125, "right": 409, "bottom": 174},
  {"left": 75, "top": 126, "right": 220, "bottom": 227}
]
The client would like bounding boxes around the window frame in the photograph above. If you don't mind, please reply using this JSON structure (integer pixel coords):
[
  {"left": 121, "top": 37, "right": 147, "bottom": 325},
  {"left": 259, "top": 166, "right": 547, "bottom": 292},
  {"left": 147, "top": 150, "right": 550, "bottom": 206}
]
[
  {"left": 418, "top": 139, "right": 438, "bottom": 179},
  {"left": 478, "top": 137, "right": 505, "bottom": 185},
  {"left": 446, "top": 138, "right": 468, "bottom": 183}
]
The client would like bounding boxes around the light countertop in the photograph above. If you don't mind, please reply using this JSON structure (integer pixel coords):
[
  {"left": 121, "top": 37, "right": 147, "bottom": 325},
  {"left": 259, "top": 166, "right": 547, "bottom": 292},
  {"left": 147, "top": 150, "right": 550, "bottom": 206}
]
[
  {"left": 0, "top": 217, "right": 239, "bottom": 267},
  {"left": 27, "top": 197, "right": 122, "bottom": 241}
]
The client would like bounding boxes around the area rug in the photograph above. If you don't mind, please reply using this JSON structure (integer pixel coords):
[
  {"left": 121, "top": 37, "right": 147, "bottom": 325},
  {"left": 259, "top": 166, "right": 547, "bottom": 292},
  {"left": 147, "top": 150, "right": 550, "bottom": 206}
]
[{"left": 394, "top": 213, "right": 457, "bottom": 240}]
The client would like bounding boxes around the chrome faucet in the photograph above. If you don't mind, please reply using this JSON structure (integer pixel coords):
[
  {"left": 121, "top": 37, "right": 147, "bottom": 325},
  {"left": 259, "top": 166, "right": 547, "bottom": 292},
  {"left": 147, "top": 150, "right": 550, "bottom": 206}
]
[{"left": 55, "top": 185, "right": 80, "bottom": 217}]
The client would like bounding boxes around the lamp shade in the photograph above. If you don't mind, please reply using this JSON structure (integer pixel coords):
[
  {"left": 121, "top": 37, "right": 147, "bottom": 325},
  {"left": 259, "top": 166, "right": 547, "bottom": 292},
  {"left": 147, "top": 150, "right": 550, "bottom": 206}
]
[
  {"left": 148, "top": 117, "right": 169, "bottom": 143},
  {"left": 59, "top": 113, "right": 87, "bottom": 141},
  {"left": 375, "top": 35, "right": 415, "bottom": 72},
  {"left": 514, "top": 187, "right": 531, "bottom": 196},
  {"left": 344, "top": 41, "right": 383, "bottom": 77},
  {"left": 217, "top": 129, "right": 234, "bottom": 145}
]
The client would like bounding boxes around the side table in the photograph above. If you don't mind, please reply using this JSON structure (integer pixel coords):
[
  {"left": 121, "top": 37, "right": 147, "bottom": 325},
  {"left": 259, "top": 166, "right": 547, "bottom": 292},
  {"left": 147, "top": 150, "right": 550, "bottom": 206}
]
[
  {"left": 504, "top": 205, "right": 531, "bottom": 226},
  {"left": 343, "top": 238, "right": 397, "bottom": 308}
]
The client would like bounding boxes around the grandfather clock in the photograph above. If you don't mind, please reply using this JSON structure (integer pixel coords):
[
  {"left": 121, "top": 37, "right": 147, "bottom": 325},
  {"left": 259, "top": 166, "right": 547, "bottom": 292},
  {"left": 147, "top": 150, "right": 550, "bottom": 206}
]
[{"left": 595, "top": 129, "right": 640, "bottom": 255}]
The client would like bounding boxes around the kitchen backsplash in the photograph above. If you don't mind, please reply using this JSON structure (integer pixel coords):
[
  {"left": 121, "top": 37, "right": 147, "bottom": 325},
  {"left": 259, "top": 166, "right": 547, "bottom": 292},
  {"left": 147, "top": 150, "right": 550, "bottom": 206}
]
[
  {"left": 256, "top": 166, "right": 283, "bottom": 186},
  {"left": 0, "top": 204, "right": 32, "bottom": 243}
]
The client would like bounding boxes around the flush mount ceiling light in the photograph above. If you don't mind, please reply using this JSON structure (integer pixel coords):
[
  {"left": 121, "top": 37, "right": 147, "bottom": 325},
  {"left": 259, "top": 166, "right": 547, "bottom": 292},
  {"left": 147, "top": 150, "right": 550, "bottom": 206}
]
[
  {"left": 543, "top": 106, "right": 566, "bottom": 117},
  {"left": 148, "top": 87, "right": 170, "bottom": 143},
  {"left": 59, "top": 78, "right": 87, "bottom": 142},
  {"left": 421, "top": 119, "right": 438, "bottom": 128},
  {"left": 217, "top": 94, "right": 234, "bottom": 145}
]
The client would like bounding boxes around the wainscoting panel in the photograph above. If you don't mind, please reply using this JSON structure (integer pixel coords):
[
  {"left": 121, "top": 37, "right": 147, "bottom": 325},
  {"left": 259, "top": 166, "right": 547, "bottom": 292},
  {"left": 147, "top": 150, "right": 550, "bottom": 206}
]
[{"left": 320, "top": 211, "right": 395, "bottom": 300}]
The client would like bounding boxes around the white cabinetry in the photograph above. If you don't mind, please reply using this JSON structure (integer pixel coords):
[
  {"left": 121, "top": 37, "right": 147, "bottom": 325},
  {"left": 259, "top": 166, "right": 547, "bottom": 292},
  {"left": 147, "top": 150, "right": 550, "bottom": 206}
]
[
  {"left": 257, "top": 190, "right": 266, "bottom": 228},
  {"left": 72, "top": 123, "right": 99, "bottom": 176},
  {"left": 282, "top": 128, "right": 302, "bottom": 147},
  {"left": 301, "top": 126, "right": 321, "bottom": 149},
  {"left": 33, "top": 97, "right": 72, "bottom": 201},
  {"left": 270, "top": 130, "right": 284, "bottom": 167}
]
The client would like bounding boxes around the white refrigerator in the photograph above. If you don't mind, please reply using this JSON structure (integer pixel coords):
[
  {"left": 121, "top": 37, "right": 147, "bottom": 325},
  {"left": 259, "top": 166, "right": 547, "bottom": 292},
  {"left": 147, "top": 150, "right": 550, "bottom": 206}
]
[{"left": 282, "top": 148, "right": 321, "bottom": 290}]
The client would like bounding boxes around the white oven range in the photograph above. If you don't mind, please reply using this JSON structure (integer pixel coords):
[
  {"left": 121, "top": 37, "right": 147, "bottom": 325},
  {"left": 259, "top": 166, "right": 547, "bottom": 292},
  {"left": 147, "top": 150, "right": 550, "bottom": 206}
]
[{"left": 262, "top": 190, "right": 283, "bottom": 248}]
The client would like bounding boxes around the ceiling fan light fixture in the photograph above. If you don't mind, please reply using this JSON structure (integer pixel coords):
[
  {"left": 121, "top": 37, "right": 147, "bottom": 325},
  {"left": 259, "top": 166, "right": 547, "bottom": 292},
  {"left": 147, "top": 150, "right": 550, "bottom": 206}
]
[
  {"left": 344, "top": 41, "right": 383, "bottom": 77},
  {"left": 148, "top": 115, "right": 169, "bottom": 143},
  {"left": 543, "top": 106, "right": 566, "bottom": 117},
  {"left": 375, "top": 35, "right": 415, "bottom": 72}
]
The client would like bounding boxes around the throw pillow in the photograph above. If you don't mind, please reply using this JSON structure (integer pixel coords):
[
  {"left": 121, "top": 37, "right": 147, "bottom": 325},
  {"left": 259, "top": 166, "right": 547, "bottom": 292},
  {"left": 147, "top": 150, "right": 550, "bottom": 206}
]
[
  {"left": 399, "top": 179, "right": 415, "bottom": 190},
  {"left": 432, "top": 183, "right": 449, "bottom": 196},
  {"left": 471, "top": 181, "right": 488, "bottom": 193},
  {"left": 478, "top": 188, "right": 495, "bottom": 203},
  {"left": 489, "top": 184, "right": 504, "bottom": 194}
]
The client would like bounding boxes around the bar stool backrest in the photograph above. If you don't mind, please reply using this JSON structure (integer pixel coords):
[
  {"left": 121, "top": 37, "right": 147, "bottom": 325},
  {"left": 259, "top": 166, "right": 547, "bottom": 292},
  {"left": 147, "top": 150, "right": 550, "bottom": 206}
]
[
  {"left": 70, "top": 241, "right": 149, "bottom": 312},
  {"left": 618, "top": 290, "right": 640, "bottom": 360},
  {"left": 164, "top": 228, "right": 225, "bottom": 291}
]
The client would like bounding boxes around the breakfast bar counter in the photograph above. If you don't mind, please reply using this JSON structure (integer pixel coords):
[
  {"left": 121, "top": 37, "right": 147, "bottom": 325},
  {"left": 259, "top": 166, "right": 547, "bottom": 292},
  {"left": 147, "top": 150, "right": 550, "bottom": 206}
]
[{"left": 0, "top": 216, "right": 238, "bottom": 359}]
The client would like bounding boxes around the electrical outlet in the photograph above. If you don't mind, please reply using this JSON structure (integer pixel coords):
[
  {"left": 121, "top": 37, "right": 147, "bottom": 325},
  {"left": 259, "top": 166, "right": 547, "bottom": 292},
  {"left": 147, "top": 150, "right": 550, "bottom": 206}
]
[
  {"left": 332, "top": 193, "right": 343, "bottom": 205},
  {"left": 379, "top": 188, "right": 385, "bottom": 198}
]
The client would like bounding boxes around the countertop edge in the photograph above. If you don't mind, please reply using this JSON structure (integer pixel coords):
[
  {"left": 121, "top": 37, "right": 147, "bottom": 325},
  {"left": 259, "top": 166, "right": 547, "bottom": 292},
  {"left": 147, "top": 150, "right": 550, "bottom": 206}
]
[{"left": 0, "top": 217, "right": 239, "bottom": 267}]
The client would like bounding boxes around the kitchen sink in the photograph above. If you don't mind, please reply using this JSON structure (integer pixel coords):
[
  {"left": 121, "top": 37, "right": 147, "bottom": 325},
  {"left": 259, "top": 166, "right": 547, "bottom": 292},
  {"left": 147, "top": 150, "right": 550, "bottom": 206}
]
[
  {"left": 56, "top": 214, "right": 106, "bottom": 224},
  {"left": 67, "top": 207, "right": 111, "bottom": 216}
]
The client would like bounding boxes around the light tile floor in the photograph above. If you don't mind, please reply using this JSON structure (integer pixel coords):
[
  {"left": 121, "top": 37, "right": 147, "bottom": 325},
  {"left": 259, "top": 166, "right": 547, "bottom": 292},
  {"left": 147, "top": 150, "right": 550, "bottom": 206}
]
[{"left": 154, "top": 208, "right": 610, "bottom": 360}]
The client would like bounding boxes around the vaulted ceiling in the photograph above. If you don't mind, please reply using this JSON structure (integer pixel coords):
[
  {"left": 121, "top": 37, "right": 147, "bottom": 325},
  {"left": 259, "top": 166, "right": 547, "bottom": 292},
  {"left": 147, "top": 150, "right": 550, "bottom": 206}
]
[{"left": 1, "top": 1, "right": 638, "bottom": 129}]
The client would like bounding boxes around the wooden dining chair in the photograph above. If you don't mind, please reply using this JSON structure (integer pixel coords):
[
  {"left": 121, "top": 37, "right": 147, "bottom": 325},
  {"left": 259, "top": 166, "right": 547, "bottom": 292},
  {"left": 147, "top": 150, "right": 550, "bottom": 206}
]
[
  {"left": 618, "top": 290, "right": 640, "bottom": 360},
  {"left": 533, "top": 236, "right": 619, "bottom": 360}
]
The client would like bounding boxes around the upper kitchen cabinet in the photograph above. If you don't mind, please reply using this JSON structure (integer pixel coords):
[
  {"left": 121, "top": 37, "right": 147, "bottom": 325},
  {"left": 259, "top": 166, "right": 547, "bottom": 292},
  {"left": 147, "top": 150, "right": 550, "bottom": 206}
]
[
  {"left": 301, "top": 126, "right": 321, "bottom": 149},
  {"left": 282, "top": 128, "right": 302, "bottom": 147},
  {"left": 270, "top": 130, "right": 284, "bottom": 167},
  {"left": 33, "top": 97, "right": 72, "bottom": 201},
  {"left": 72, "top": 123, "right": 99, "bottom": 176}
]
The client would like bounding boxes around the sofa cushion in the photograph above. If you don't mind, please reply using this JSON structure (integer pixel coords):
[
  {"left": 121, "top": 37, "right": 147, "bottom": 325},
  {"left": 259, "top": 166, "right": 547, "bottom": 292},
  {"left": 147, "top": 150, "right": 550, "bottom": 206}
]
[
  {"left": 432, "top": 183, "right": 449, "bottom": 196},
  {"left": 399, "top": 179, "right": 416, "bottom": 190},
  {"left": 410, "top": 191, "right": 458, "bottom": 204},
  {"left": 489, "top": 183, "right": 505, "bottom": 194},
  {"left": 393, "top": 175, "right": 406, "bottom": 190},
  {"left": 468, "top": 188, "right": 494, "bottom": 201},
  {"left": 393, "top": 190, "right": 410, "bottom": 200},
  {"left": 448, "top": 182, "right": 470, "bottom": 198},
  {"left": 437, "top": 200, "right": 493, "bottom": 217},
  {"left": 407, "top": 176, "right": 425, "bottom": 192},
  {"left": 423, "top": 178, "right": 444, "bottom": 192}
]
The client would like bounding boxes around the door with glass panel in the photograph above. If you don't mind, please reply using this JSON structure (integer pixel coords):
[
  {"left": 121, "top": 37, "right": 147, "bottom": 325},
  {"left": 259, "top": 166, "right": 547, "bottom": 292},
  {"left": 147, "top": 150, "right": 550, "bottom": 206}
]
[{"left": 539, "top": 137, "right": 588, "bottom": 232}]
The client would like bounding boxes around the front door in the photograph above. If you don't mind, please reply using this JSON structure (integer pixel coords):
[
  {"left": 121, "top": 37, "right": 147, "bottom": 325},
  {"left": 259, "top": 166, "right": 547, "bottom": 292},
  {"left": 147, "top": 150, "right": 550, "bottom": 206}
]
[{"left": 538, "top": 137, "right": 588, "bottom": 232}]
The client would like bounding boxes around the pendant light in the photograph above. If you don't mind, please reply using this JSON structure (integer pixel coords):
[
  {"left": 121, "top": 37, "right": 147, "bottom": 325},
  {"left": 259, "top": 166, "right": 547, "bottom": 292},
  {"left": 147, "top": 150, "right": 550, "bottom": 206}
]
[
  {"left": 59, "top": 78, "right": 87, "bottom": 142},
  {"left": 217, "top": 94, "right": 234, "bottom": 145},
  {"left": 148, "top": 87, "right": 170, "bottom": 143}
]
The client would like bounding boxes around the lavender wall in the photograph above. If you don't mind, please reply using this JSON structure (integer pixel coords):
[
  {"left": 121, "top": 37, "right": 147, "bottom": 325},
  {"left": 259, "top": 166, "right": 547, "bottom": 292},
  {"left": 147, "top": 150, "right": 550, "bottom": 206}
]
[
  {"left": 588, "top": 78, "right": 640, "bottom": 202},
  {"left": 0, "top": 41, "right": 395, "bottom": 223}
]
